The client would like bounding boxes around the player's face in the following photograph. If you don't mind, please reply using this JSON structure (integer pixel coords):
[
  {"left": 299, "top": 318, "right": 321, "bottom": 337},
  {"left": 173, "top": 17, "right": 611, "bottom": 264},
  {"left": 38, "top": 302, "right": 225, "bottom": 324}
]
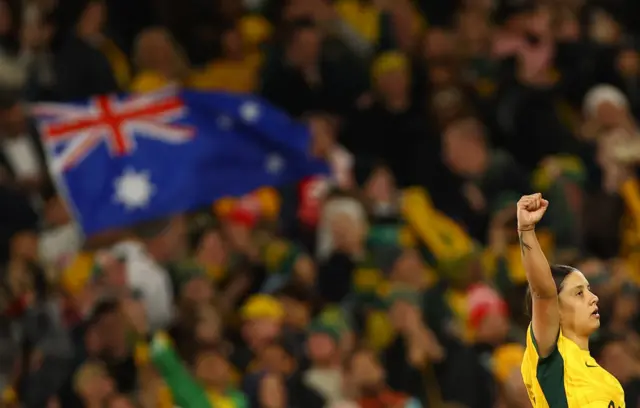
[{"left": 558, "top": 271, "right": 600, "bottom": 336}]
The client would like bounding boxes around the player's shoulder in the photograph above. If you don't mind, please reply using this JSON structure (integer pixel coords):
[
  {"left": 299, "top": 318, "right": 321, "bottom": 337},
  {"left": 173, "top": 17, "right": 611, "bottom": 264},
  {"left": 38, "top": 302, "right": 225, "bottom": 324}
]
[{"left": 524, "top": 323, "right": 571, "bottom": 363}]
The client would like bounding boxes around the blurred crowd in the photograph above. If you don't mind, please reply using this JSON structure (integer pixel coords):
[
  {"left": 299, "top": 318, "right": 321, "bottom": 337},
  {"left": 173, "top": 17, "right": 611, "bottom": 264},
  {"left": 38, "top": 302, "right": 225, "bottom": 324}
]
[{"left": 3, "top": 0, "right": 640, "bottom": 407}]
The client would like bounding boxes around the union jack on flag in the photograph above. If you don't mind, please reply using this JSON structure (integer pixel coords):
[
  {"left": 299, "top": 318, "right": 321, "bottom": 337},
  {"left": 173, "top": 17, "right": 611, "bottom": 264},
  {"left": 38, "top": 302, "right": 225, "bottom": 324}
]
[
  {"left": 31, "top": 89, "right": 328, "bottom": 235},
  {"left": 32, "top": 89, "right": 194, "bottom": 172}
]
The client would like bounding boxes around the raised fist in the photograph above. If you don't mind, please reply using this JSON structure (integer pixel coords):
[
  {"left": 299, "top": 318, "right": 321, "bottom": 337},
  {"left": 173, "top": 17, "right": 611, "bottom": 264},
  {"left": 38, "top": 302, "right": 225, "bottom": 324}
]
[{"left": 516, "top": 193, "right": 549, "bottom": 229}]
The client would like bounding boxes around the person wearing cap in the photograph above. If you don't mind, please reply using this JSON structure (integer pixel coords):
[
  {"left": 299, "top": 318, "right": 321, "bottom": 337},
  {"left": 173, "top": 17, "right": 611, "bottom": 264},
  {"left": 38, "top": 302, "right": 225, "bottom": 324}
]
[
  {"left": 582, "top": 84, "right": 635, "bottom": 141},
  {"left": 232, "top": 295, "right": 285, "bottom": 373},
  {"left": 303, "top": 318, "right": 345, "bottom": 404},
  {"left": 342, "top": 51, "right": 426, "bottom": 188}
]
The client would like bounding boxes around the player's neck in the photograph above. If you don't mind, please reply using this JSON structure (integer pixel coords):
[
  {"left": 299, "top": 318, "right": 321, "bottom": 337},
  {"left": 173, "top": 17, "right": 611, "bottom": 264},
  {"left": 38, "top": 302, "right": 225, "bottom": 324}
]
[{"left": 563, "top": 330, "right": 589, "bottom": 351}]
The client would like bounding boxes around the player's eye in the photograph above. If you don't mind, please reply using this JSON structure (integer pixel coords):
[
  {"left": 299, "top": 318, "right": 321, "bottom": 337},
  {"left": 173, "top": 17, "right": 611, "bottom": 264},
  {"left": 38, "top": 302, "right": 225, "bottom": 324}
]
[{"left": 577, "top": 291, "right": 583, "bottom": 296}]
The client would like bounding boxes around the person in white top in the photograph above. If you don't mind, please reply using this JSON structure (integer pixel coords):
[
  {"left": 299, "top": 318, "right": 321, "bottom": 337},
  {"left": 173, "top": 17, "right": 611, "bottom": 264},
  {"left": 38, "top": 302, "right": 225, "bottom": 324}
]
[{"left": 111, "top": 216, "right": 187, "bottom": 331}]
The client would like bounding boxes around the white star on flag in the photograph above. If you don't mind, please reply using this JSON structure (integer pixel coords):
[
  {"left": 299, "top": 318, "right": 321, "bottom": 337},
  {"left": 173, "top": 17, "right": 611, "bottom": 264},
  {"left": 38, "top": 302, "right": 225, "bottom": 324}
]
[
  {"left": 239, "top": 101, "right": 260, "bottom": 122},
  {"left": 266, "top": 153, "right": 284, "bottom": 174},
  {"left": 113, "top": 167, "right": 155, "bottom": 210}
]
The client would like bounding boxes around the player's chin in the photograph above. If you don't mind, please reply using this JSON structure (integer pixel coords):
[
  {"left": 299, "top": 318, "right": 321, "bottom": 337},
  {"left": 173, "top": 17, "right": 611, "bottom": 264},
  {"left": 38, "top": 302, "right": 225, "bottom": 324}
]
[{"left": 588, "top": 316, "right": 601, "bottom": 330}]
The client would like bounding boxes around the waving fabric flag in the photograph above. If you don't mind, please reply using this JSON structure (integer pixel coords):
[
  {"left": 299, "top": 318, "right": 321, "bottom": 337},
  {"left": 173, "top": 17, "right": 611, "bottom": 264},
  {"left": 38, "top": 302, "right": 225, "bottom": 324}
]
[{"left": 32, "top": 89, "right": 328, "bottom": 235}]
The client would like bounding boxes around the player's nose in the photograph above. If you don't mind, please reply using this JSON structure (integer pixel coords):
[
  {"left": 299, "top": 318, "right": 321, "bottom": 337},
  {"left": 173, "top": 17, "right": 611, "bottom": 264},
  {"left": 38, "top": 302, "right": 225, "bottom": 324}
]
[{"left": 589, "top": 292, "right": 599, "bottom": 305}]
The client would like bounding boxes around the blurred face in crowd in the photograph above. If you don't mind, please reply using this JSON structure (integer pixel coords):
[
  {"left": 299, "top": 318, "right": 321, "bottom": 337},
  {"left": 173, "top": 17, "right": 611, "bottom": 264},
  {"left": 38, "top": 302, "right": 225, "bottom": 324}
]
[
  {"left": 0, "top": 103, "right": 27, "bottom": 136},
  {"left": 287, "top": 27, "right": 321, "bottom": 68},
  {"left": 422, "top": 29, "right": 454, "bottom": 60},
  {"left": 181, "top": 276, "right": 214, "bottom": 306},
  {"left": 456, "top": 10, "right": 491, "bottom": 56},
  {"left": 307, "top": 332, "right": 338, "bottom": 365},
  {"left": 430, "top": 87, "right": 467, "bottom": 129},
  {"left": 553, "top": 7, "right": 580, "bottom": 42},
  {"left": 243, "top": 318, "right": 283, "bottom": 350},
  {"left": 10, "top": 231, "right": 39, "bottom": 262},
  {"left": 390, "top": 249, "right": 425, "bottom": 287},
  {"left": 292, "top": 254, "right": 317, "bottom": 287},
  {"left": 556, "top": 270, "right": 600, "bottom": 338},
  {"left": 77, "top": 0, "right": 106, "bottom": 37},
  {"left": 196, "top": 228, "right": 227, "bottom": 266},
  {"left": 94, "top": 251, "right": 127, "bottom": 288},
  {"left": 346, "top": 349, "right": 385, "bottom": 394},
  {"left": 134, "top": 28, "right": 184, "bottom": 76},
  {"left": 221, "top": 26, "right": 244, "bottom": 60},
  {"left": 589, "top": 10, "right": 621, "bottom": 45},
  {"left": 475, "top": 310, "right": 510, "bottom": 345},
  {"left": 195, "top": 305, "right": 222, "bottom": 343},
  {"left": 593, "top": 100, "right": 630, "bottom": 130},
  {"left": 364, "top": 166, "right": 395, "bottom": 207},
  {"left": 279, "top": 295, "right": 311, "bottom": 329},
  {"left": 259, "top": 373, "right": 287, "bottom": 408},
  {"left": 76, "top": 365, "right": 115, "bottom": 404},
  {"left": 195, "top": 351, "right": 230, "bottom": 387},
  {"left": 107, "top": 395, "right": 136, "bottom": 408},
  {"left": 94, "top": 308, "right": 128, "bottom": 357},
  {"left": 427, "top": 60, "right": 458, "bottom": 89},
  {"left": 329, "top": 210, "right": 367, "bottom": 252},
  {"left": 442, "top": 118, "right": 488, "bottom": 177},
  {"left": 617, "top": 49, "right": 640, "bottom": 78},
  {"left": 260, "top": 343, "right": 295, "bottom": 374},
  {"left": 375, "top": 67, "right": 409, "bottom": 104},
  {"left": 223, "top": 221, "right": 253, "bottom": 254},
  {"left": 159, "top": 215, "right": 188, "bottom": 261}
]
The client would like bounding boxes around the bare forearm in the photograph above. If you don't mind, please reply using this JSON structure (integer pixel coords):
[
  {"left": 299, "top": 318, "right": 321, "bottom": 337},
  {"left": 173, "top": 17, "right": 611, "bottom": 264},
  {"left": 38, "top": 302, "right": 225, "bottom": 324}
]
[{"left": 519, "top": 229, "right": 555, "bottom": 297}]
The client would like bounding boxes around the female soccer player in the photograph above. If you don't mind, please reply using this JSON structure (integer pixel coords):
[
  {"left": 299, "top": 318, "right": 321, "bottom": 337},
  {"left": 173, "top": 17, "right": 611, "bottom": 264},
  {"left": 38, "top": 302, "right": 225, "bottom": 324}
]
[{"left": 518, "top": 193, "right": 625, "bottom": 408}]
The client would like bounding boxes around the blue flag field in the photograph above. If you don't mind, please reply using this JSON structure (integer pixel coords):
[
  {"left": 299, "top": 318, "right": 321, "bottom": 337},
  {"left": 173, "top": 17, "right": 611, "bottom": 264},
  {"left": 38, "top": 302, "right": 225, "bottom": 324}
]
[{"left": 32, "top": 88, "right": 328, "bottom": 235}]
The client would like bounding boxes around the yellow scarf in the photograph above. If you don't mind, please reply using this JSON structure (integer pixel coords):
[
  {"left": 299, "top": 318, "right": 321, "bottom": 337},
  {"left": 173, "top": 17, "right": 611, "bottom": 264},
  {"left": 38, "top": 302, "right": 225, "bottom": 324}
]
[{"left": 401, "top": 187, "right": 475, "bottom": 261}]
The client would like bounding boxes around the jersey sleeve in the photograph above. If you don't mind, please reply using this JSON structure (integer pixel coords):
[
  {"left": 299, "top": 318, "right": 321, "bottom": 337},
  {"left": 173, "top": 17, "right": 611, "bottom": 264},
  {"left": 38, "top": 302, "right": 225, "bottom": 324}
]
[{"left": 526, "top": 322, "right": 562, "bottom": 359}]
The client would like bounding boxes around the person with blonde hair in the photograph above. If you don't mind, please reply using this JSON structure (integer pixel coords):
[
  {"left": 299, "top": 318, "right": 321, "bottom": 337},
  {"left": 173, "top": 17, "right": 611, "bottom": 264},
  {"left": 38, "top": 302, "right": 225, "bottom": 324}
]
[{"left": 130, "top": 27, "right": 190, "bottom": 93}]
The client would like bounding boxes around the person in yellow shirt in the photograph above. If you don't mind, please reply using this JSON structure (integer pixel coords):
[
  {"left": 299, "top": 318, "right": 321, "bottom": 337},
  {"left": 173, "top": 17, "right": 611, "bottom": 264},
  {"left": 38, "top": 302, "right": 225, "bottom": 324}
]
[
  {"left": 188, "top": 22, "right": 264, "bottom": 93},
  {"left": 335, "top": 0, "right": 425, "bottom": 50},
  {"left": 517, "top": 193, "right": 625, "bottom": 407}
]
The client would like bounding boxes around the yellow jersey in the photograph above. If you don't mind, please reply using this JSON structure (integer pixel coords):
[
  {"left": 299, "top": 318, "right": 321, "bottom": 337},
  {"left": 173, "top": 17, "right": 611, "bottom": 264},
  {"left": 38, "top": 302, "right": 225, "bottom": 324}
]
[{"left": 521, "top": 324, "right": 625, "bottom": 408}]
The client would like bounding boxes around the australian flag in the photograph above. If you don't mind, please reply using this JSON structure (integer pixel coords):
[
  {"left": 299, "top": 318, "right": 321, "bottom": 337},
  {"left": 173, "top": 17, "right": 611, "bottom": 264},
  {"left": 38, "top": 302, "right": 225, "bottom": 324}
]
[{"left": 32, "top": 88, "right": 328, "bottom": 235}]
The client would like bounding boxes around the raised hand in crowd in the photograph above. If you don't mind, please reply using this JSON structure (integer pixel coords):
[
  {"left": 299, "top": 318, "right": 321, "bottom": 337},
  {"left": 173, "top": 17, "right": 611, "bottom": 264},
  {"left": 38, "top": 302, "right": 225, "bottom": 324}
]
[
  {"left": 390, "top": 299, "right": 444, "bottom": 367},
  {"left": 121, "top": 295, "right": 148, "bottom": 336}
]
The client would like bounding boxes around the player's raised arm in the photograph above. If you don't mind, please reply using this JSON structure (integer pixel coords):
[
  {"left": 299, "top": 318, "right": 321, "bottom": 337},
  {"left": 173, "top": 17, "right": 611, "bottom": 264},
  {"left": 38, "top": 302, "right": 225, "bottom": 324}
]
[{"left": 517, "top": 193, "right": 559, "bottom": 358}]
